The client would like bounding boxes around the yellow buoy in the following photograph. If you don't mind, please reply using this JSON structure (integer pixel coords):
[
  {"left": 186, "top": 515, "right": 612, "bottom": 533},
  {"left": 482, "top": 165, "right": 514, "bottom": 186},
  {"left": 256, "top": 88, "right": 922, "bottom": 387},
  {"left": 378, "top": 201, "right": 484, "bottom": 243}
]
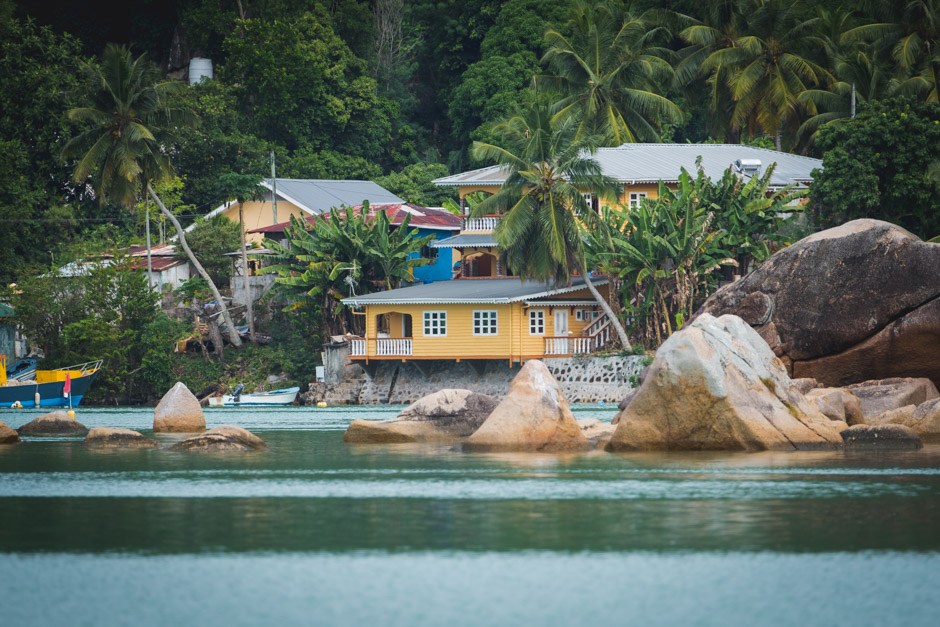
[
  {"left": 316, "top": 401, "right": 328, "bottom": 408},
  {"left": 67, "top": 410, "right": 76, "bottom": 419}
]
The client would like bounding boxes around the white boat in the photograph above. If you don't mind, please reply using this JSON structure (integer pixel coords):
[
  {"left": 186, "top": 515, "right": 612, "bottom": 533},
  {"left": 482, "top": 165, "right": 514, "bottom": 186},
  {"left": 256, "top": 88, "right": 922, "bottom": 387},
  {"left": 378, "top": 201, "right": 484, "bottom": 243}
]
[{"left": 208, "top": 385, "right": 300, "bottom": 407}]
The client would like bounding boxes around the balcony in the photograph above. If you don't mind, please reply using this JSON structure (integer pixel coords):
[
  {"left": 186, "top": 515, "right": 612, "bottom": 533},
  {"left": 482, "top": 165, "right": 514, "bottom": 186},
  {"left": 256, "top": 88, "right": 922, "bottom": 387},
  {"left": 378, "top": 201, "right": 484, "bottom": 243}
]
[
  {"left": 544, "top": 318, "right": 612, "bottom": 356},
  {"left": 462, "top": 216, "right": 500, "bottom": 231},
  {"left": 348, "top": 337, "right": 413, "bottom": 358}
]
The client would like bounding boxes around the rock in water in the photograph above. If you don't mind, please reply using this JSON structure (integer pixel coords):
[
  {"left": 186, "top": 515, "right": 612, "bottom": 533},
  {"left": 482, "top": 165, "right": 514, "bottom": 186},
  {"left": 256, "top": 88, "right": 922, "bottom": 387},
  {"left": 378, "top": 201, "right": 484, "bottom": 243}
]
[
  {"left": 464, "top": 360, "right": 588, "bottom": 452},
  {"left": 871, "top": 398, "right": 940, "bottom": 443},
  {"left": 0, "top": 420, "right": 20, "bottom": 444},
  {"left": 843, "top": 378, "right": 939, "bottom": 421},
  {"left": 17, "top": 411, "right": 88, "bottom": 436},
  {"left": 171, "top": 426, "right": 266, "bottom": 451},
  {"left": 805, "top": 388, "right": 865, "bottom": 425},
  {"left": 698, "top": 220, "right": 940, "bottom": 387},
  {"left": 154, "top": 382, "right": 206, "bottom": 433},
  {"left": 344, "top": 389, "right": 498, "bottom": 443},
  {"left": 84, "top": 427, "right": 156, "bottom": 449},
  {"left": 841, "top": 424, "right": 923, "bottom": 450},
  {"left": 607, "top": 314, "right": 844, "bottom": 452}
]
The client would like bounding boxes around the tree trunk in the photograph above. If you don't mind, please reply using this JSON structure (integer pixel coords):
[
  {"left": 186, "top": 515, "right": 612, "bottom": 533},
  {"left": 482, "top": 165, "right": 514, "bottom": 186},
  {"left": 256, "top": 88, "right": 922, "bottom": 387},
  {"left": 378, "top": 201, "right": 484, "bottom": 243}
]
[
  {"left": 147, "top": 184, "right": 243, "bottom": 348},
  {"left": 238, "top": 201, "right": 256, "bottom": 342},
  {"left": 575, "top": 257, "right": 632, "bottom": 351}
]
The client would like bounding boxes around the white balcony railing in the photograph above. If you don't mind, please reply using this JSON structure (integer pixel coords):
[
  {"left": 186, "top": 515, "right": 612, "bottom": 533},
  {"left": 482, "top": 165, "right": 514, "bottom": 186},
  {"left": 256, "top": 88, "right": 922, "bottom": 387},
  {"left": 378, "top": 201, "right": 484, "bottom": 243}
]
[
  {"left": 544, "top": 320, "right": 612, "bottom": 356},
  {"left": 349, "top": 338, "right": 366, "bottom": 356},
  {"left": 376, "top": 338, "right": 413, "bottom": 356},
  {"left": 463, "top": 216, "right": 500, "bottom": 231}
]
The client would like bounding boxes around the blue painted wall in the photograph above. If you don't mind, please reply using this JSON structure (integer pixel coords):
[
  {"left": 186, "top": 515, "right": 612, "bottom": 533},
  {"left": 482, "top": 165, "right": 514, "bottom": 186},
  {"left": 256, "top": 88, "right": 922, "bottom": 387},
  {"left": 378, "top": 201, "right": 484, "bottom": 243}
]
[{"left": 411, "top": 228, "right": 456, "bottom": 283}]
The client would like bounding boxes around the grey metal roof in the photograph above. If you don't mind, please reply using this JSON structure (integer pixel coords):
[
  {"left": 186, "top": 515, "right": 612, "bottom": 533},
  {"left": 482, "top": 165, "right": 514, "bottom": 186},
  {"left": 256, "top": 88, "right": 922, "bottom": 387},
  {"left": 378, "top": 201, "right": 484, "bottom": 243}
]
[
  {"left": 430, "top": 234, "right": 498, "bottom": 248},
  {"left": 205, "top": 179, "right": 404, "bottom": 220},
  {"left": 433, "top": 143, "right": 822, "bottom": 189},
  {"left": 343, "top": 277, "right": 606, "bottom": 306}
]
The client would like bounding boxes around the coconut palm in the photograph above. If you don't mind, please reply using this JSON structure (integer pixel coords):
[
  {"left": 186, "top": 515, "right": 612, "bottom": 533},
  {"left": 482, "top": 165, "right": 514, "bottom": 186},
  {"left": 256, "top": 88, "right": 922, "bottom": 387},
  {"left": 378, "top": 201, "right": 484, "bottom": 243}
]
[
  {"left": 471, "top": 101, "right": 632, "bottom": 350},
  {"left": 218, "top": 172, "right": 264, "bottom": 342},
  {"left": 699, "top": 0, "right": 832, "bottom": 150},
  {"left": 539, "top": 0, "right": 683, "bottom": 145},
  {"left": 63, "top": 44, "right": 242, "bottom": 347},
  {"left": 844, "top": 0, "right": 940, "bottom": 103}
]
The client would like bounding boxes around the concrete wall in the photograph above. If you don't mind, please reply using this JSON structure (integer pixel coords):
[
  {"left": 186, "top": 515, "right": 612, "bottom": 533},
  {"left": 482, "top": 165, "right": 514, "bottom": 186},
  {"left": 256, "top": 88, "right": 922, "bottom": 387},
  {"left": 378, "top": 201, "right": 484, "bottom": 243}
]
[{"left": 306, "top": 355, "right": 646, "bottom": 405}]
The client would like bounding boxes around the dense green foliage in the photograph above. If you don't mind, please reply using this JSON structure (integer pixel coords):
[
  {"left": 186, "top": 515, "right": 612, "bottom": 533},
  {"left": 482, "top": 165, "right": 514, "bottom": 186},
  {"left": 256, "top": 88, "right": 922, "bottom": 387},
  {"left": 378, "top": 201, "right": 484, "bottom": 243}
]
[
  {"left": 264, "top": 205, "right": 434, "bottom": 336},
  {"left": 588, "top": 165, "right": 801, "bottom": 347},
  {"left": 810, "top": 99, "right": 940, "bottom": 238},
  {"left": 185, "top": 215, "right": 242, "bottom": 285}
]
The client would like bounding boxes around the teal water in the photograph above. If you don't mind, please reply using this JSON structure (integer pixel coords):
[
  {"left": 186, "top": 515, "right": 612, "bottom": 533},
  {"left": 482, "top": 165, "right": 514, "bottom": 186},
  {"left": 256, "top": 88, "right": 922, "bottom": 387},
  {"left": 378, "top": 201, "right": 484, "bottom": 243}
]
[{"left": 1, "top": 406, "right": 939, "bottom": 626}]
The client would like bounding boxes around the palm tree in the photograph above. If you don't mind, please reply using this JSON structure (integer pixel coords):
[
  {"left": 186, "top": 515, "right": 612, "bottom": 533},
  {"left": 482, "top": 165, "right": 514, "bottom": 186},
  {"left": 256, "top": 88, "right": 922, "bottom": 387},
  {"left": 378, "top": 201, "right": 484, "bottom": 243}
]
[
  {"left": 539, "top": 0, "right": 683, "bottom": 145},
  {"left": 844, "top": 0, "right": 940, "bottom": 103},
  {"left": 471, "top": 101, "right": 632, "bottom": 350},
  {"left": 699, "top": 0, "right": 832, "bottom": 150},
  {"left": 63, "top": 44, "right": 242, "bottom": 347},
  {"left": 218, "top": 172, "right": 264, "bottom": 343}
]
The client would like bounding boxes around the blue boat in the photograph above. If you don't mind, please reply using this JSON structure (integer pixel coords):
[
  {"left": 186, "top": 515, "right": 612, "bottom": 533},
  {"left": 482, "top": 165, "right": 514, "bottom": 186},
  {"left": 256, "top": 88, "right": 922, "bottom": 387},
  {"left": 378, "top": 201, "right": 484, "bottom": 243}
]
[{"left": 0, "top": 356, "right": 102, "bottom": 408}]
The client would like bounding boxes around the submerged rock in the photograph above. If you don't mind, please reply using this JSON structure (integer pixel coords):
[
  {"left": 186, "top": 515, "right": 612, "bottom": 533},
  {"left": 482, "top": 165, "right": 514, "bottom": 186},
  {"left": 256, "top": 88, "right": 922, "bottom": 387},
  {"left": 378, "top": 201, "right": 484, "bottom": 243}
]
[
  {"left": 84, "top": 427, "right": 156, "bottom": 449},
  {"left": 0, "top": 420, "right": 20, "bottom": 444},
  {"left": 171, "top": 426, "right": 266, "bottom": 452},
  {"left": 17, "top": 411, "right": 88, "bottom": 436},
  {"left": 154, "top": 382, "right": 206, "bottom": 433},
  {"left": 344, "top": 389, "right": 498, "bottom": 444},
  {"left": 841, "top": 424, "right": 923, "bottom": 451},
  {"left": 607, "top": 314, "right": 843, "bottom": 452},
  {"left": 464, "top": 360, "right": 588, "bottom": 452}
]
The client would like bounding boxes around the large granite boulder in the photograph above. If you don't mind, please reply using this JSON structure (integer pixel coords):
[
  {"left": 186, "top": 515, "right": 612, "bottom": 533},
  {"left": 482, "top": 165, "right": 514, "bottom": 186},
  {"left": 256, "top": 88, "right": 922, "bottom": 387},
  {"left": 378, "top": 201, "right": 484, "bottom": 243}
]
[
  {"left": 841, "top": 424, "right": 923, "bottom": 451},
  {"left": 698, "top": 220, "right": 940, "bottom": 388},
  {"left": 154, "top": 382, "right": 206, "bottom": 433},
  {"left": 84, "top": 427, "right": 156, "bottom": 449},
  {"left": 344, "top": 389, "right": 498, "bottom": 443},
  {"left": 464, "top": 360, "right": 588, "bottom": 452},
  {"left": 843, "top": 378, "right": 939, "bottom": 421},
  {"left": 607, "top": 314, "right": 844, "bottom": 452},
  {"left": 871, "top": 398, "right": 940, "bottom": 443},
  {"left": 171, "top": 426, "right": 266, "bottom": 451},
  {"left": 0, "top": 420, "right": 20, "bottom": 444},
  {"left": 17, "top": 411, "right": 88, "bottom": 436},
  {"left": 805, "top": 388, "right": 865, "bottom": 425}
]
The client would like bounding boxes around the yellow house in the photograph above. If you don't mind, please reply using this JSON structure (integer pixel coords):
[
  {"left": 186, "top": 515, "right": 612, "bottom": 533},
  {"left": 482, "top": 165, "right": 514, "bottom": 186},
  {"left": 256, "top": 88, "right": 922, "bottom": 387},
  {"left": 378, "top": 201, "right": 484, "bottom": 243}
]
[
  {"left": 341, "top": 278, "right": 613, "bottom": 367},
  {"left": 202, "top": 178, "right": 404, "bottom": 243},
  {"left": 433, "top": 143, "right": 821, "bottom": 210}
]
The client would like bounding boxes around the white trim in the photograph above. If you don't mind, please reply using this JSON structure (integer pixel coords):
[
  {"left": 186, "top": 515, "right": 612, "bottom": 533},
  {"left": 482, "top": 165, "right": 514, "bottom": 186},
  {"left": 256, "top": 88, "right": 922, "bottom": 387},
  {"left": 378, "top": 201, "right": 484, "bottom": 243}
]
[
  {"left": 422, "top": 310, "right": 447, "bottom": 336},
  {"left": 472, "top": 310, "right": 498, "bottom": 336},
  {"left": 529, "top": 309, "right": 545, "bottom": 336},
  {"left": 525, "top": 300, "right": 598, "bottom": 307},
  {"left": 343, "top": 279, "right": 607, "bottom": 306}
]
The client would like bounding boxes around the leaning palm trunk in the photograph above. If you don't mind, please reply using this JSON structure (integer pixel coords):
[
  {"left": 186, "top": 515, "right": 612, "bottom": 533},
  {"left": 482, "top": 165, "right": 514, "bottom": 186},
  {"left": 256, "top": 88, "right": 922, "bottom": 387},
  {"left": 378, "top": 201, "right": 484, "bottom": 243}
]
[
  {"left": 147, "top": 184, "right": 242, "bottom": 347},
  {"left": 575, "top": 257, "right": 631, "bottom": 351},
  {"left": 238, "top": 201, "right": 256, "bottom": 342}
]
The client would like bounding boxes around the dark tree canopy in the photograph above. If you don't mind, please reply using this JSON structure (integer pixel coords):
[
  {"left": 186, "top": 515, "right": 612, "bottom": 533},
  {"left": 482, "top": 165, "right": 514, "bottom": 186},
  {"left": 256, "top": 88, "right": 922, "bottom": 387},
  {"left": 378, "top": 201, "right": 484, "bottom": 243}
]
[{"left": 810, "top": 99, "right": 940, "bottom": 239}]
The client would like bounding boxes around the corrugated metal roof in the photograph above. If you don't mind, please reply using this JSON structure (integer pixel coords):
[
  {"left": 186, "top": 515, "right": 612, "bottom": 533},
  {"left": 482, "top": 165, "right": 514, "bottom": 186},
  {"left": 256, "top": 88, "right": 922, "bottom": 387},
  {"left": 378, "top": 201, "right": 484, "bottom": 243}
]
[
  {"left": 0, "top": 302, "right": 13, "bottom": 317},
  {"left": 433, "top": 143, "right": 821, "bottom": 189},
  {"left": 247, "top": 203, "right": 461, "bottom": 234},
  {"left": 430, "top": 234, "right": 498, "bottom": 248},
  {"left": 206, "top": 179, "right": 404, "bottom": 220},
  {"left": 342, "top": 277, "right": 605, "bottom": 306}
]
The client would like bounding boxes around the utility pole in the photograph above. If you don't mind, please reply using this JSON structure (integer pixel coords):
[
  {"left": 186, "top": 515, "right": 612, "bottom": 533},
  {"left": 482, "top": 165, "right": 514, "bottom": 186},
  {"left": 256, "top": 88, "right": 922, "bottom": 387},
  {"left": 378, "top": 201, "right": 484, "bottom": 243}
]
[
  {"left": 851, "top": 83, "right": 856, "bottom": 118},
  {"left": 270, "top": 151, "right": 278, "bottom": 224},
  {"left": 145, "top": 205, "right": 154, "bottom": 291}
]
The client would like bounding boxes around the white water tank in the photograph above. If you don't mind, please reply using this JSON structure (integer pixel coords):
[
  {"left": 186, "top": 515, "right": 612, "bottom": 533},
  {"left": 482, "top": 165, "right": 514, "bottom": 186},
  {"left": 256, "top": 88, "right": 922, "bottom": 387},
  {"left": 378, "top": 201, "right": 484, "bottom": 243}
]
[{"left": 188, "top": 57, "right": 213, "bottom": 85}]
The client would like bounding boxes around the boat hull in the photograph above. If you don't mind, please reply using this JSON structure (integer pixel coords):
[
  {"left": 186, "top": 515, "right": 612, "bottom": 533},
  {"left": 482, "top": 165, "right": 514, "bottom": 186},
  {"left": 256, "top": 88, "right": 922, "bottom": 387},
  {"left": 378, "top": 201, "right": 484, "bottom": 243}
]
[
  {"left": 211, "top": 387, "right": 300, "bottom": 407},
  {"left": 0, "top": 371, "right": 98, "bottom": 408}
]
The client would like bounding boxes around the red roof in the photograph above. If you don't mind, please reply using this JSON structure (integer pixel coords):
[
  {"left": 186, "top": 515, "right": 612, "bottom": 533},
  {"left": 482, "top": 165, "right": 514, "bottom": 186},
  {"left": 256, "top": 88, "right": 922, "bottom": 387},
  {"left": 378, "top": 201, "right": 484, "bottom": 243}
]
[
  {"left": 130, "top": 256, "right": 186, "bottom": 272},
  {"left": 247, "top": 203, "right": 461, "bottom": 235}
]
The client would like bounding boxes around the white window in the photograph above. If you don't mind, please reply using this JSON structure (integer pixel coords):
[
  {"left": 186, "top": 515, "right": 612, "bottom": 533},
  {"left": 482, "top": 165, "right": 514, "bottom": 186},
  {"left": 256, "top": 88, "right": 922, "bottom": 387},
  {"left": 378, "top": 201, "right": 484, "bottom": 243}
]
[
  {"left": 575, "top": 309, "right": 600, "bottom": 322},
  {"left": 423, "top": 311, "right": 447, "bottom": 336},
  {"left": 529, "top": 310, "right": 545, "bottom": 335},
  {"left": 473, "top": 310, "right": 498, "bottom": 335},
  {"left": 629, "top": 192, "right": 648, "bottom": 208}
]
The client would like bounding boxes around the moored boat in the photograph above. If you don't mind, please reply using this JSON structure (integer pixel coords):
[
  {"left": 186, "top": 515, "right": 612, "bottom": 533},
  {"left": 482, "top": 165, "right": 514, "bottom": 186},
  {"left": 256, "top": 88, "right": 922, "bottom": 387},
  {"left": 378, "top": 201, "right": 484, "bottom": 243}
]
[
  {"left": 0, "top": 356, "right": 102, "bottom": 408},
  {"left": 208, "top": 384, "right": 300, "bottom": 407}
]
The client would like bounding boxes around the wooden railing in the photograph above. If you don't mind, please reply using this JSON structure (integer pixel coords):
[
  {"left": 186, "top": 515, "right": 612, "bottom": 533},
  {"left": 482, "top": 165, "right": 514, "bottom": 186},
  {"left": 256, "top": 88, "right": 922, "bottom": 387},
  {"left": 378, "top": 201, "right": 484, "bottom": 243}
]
[
  {"left": 376, "top": 338, "right": 413, "bottom": 356},
  {"left": 544, "top": 318, "right": 612, "bottom": 356},
  {"left": 348, "top": 337, "right": 413, "bottom": 357},
  {"left": 463, "top": 216, "right": 500, "bottom": 231}
]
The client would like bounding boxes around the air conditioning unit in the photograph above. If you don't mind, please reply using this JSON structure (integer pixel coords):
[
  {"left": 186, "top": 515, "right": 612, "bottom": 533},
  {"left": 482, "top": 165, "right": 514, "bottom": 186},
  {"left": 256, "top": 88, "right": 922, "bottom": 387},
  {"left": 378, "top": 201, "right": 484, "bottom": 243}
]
[{"left": 735, "top": 159, "right": 762, "bottom": 176}]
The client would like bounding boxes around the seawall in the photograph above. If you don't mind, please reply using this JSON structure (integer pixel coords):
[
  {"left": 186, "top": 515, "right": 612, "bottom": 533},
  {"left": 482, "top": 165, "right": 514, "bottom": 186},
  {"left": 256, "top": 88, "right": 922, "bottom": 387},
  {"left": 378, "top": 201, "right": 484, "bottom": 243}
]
[{"left": 304, "top": 355, "right": 646, "bottom": 405}]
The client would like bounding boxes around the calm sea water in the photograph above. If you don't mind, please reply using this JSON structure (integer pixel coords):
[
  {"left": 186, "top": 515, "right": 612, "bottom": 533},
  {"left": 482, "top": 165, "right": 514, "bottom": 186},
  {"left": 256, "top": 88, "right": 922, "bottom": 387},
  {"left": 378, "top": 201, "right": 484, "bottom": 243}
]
[{"left": 1, "top": 405, "right": 939, "bottom": 627}]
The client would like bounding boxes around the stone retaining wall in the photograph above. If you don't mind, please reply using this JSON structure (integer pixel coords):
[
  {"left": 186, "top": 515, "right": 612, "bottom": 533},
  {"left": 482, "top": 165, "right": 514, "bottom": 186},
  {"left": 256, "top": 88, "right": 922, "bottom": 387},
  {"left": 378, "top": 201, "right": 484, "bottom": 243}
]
[{"left": 303, "top": 355, "right": 646, "bottom": 405}]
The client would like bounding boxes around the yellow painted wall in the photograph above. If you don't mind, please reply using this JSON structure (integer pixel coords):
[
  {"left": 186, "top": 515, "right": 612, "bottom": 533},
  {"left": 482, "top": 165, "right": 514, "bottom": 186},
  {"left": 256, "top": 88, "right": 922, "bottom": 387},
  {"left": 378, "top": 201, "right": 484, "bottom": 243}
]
[
  {"left": 217, "top": 199, "right": 307, "bottom": 243},
  {"left": 359, "top": 285, "right": 606, "bottom": 360},
  {"left": 455, "top": 182, "right": 680, "bottom": 211}
]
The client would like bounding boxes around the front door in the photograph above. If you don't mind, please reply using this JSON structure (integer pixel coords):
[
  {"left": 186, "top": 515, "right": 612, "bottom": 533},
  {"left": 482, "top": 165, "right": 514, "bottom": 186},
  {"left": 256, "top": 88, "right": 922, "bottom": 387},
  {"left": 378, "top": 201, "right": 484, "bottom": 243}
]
[{"left": 554, "top": 309, "right": 569, "bottom": 354}]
